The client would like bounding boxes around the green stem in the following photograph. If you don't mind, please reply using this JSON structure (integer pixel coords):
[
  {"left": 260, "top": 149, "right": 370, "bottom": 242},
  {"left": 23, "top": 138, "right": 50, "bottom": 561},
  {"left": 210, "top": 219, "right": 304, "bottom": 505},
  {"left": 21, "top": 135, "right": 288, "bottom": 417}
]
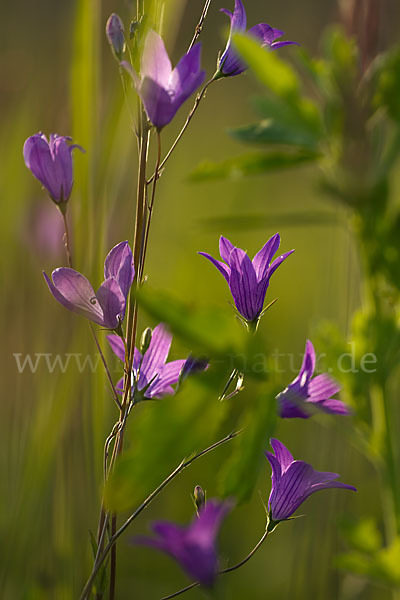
[
  {"left": 79, "top": 431, "right": 240, "bottom": 600},
  {"left": 147, "top": 76, "right": 216, "bottom": 184}
]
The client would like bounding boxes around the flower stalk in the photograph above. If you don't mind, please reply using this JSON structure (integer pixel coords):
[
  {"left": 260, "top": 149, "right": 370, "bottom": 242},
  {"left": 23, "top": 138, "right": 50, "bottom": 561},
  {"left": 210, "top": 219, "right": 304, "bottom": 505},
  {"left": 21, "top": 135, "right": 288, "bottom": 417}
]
[{"left": 79, "top": 431, "right": 240, "bottom": 600}]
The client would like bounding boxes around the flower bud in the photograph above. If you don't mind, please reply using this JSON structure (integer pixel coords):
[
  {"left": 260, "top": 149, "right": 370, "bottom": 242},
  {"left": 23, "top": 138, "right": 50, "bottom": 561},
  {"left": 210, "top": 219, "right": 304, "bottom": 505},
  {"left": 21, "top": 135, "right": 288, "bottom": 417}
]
[
  {"left": 193, "top": 485, "right": 206, "bottom": 512},
  {"left": 106, "top": 13, "right": 126, "bottom": 61},
  {"left": 140, "top": 327, "right": 152, "bottom": 355}
]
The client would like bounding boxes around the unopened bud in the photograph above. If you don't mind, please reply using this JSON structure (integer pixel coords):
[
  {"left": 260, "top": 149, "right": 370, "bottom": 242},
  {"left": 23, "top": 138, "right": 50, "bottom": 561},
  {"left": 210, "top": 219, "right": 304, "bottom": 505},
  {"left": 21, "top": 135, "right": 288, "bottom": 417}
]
[
  {"left": 140, "top": 327, "right": 152, "bottom": 355},
  {"left": 106, "top": 13, "right": 126, "bottom": 61},
  {"left": 193, "top": 485, "right": 206, "bottom": 512}
]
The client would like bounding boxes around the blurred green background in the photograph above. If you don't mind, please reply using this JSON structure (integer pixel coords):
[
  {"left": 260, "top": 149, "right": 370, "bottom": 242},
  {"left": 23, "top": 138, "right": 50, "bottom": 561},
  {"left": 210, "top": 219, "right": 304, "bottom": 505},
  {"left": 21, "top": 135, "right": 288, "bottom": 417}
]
[{"left": 2, "top": 0, "right": 400, "bottom": 598}]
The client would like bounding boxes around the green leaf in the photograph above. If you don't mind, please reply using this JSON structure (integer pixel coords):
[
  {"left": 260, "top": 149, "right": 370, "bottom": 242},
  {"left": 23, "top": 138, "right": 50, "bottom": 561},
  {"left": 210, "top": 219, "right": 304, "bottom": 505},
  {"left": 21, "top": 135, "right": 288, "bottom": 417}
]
[
  {"left": 218, "top": 388, "right": 277, "bottom": 503},
  {"left": 339, "top": 516, "right": 383, "bottom": 554},
  {"left": 137, "top": 286, "right": 246, "bottom": 359},
  {"left": 105, "top": 372, "right": 231, "bottom": 512},
  {"left": 230, "top": 121, "right": 319, "bottom": 150},
  {"left": 252, "top": 95, "right": 322, "bottom": 140},
  {"left": 233, "top": 33, "right": 300, "bottom": 99},
  {"left": 189, "top": 151, "right": 319, "bottom": 182},
  {"left": 374, "top": 46, "right": 400, "bottom": 121},
  {"left": 336, "top": 537, "right": 400, "bottom": 587}
]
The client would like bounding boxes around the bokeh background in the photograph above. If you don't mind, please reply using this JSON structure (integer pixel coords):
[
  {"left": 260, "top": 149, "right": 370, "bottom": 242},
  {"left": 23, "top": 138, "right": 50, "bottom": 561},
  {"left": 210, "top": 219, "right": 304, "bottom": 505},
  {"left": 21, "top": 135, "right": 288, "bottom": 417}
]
[{"left": 2, "top": 0, "right": 400, "bottom": 598}]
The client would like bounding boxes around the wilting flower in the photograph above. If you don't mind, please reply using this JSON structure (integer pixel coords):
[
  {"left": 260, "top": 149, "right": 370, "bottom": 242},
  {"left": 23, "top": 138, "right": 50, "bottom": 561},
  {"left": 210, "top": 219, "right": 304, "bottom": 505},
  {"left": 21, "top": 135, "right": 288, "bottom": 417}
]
[
  {"left": 266, "top": 438, "right": 356, "bottom": 525},
  {"left": 218, "top": 0, "right": 297, "bottom": 77},
  {"left": 107, "top": 323, "right": 198, "bottom": 399},
  {"left": 136, "top": 500, "right": 232, "bottom": 587},
  {"left": 43, "top": 241, "right": 135, "bottom": 330},
  {"left": 106, "top": 13, "right": 126, "bottom": 60},
  {"left": 199, "top": 233, "right": 294, "bottom": 328},
  {"left": 277, "top": 340, "right": 351, "bottom": 419},
  {"left": 23, "top": 133, "right": 84, "bottom": 205},
  {"left": 121, "top": 30, "right": 206, "bottom": 129}
]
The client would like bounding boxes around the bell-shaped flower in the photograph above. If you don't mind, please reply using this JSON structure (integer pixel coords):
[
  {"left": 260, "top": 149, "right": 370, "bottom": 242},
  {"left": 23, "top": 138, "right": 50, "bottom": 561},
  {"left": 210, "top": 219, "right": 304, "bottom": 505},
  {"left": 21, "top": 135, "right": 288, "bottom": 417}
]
[
  {"left": 218, "top": 0, "right": 297, "bottom": 77},
  {"left": 277, "top": 340, "right": 351, "bottom": 419},
  {"left": 23, "top": 133, "right": 84, "bottom": 205},
  {"left": 266, "top": 438, "right": 356, "bottom": 525},
  {"left": 121, "top": 30, "right": 206, "bottom": 129},
  {"left": 43, "top": 241, "right": 135, "bottom": 330},
  {"left": 136, "top": 500, "right": 232, "bottom": 587},
  {"left": 199, "top": 233, "right": 294, "bottom": 328},
  {"left": 107, "top": 323, "right": 195, "bottom": 399}
]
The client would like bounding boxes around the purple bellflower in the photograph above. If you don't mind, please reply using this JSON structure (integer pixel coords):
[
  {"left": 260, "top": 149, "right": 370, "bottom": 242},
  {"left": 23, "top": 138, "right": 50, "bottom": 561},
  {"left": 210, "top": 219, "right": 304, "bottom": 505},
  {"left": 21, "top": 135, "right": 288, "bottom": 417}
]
[
  {"left": 266, "top": 438, "right": 356, "bottom": 527},
  {"left": 199, "top": 233, "right": 294, "bottom": 329},
  {"left": 43, "top": 241, "right": 135, "bottom": 331},
  {"left": 277, "top": 340, "right": 351, "bottom": 419},
  {"left": 107, "top": 323, "right": 191, "bottom": 399},
  {"left": 121, "top": 30, "right": 206, "bottom": 129},
  {"left": 23, "top": 133, "right": 84, "bottom": 206},
  {"left": 136, "top": 500, "right": 232, "bottom": 587},
  {"left": 106, "top": 13, "right": 126, "bottom": 60},
  {"left": 218, "top": 0, "right": 297, "bottom": 77}
]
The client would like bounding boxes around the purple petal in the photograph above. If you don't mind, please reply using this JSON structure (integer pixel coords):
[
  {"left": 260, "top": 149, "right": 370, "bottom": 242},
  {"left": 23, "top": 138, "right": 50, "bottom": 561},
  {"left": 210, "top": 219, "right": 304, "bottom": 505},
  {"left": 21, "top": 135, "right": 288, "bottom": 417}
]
[
  {"left": 270, "top": 460, "right": 316, "bottom": 520},
  {"left": 270, "top": 41, "right": 299, "bottom": 50},
  {"left": 198, "top": 252, "right": 230, "bottom": 282},
  {"left": 277, "top": 388, "right": 310, "bottom": 419},
  {"left": 252, "top": 233, "right": 280, "bottom": 281},
  {"left": 106, "top": 334, "right": 126, "bottom": 362},
  {"left": 136, "top": 501, "right": 230, "bottom": 588},
  {"left": 308, "top": 373, "right": 341, "bottom": 402},
  {"left": 170, "top": 70, "right": 206, "bottom": 122},
  {"left": 267, "top": 441, "right": 356, "bottom": 521},
  {"left": 271, "top": 28, "right": 285, "bottom": 40},
  {"left": 308, "top": 373, "right": 341, "bottom": 399},
  {"left": 310, "top": 481, "right": 357, "bottom": 494},
  {"left": 219, "top": 236, "right": 235, "bottom": 264},
  {"left": 298, "top": 340, "right": 316, "bottom": 383},
  {"left": 44, "top": 268, "right": 105, "bottom": 326},
  {"left": 96, "top": 277, "right": 126, "bottom": 329},
  {"left": 189, "top": 500, "right": 232, "bottom": 545},
  {"left": 228, "top": 247, "right": 258, "bottom": 320},
  {"left": 268, "top": 249, "right": 295, "bottom": 278},
  {"left": 170, "top": 43, "right": 204, "bottom": 100},
  {"left": 138, "top": 323, "right": 172, "bottom": 389},
  {"left": 221, "top": 0, "right": 247, "bottom": 31},
  {"left": 218, "top": 0, "right": 247, "bottom": 76},
  {"left": 145, "top": 359, "right": 186, "bottom": 398},
  {"left": 115, "top": 376, "right": 124, "bottom": 394},
  {"left": 220, "top": 8, "right": 233, "bottom": 18},
  {"left": 141, "top": 30, "right": 172, "bottom": 87},
  {"left": 24, "top": 134, "right": 61, "bottom": 201},
  {"left": 270, "top": 438, "right": 294, "bottom": 471},
  {"left": 51, "top": 135, "right": 74, "bottom": 201},
  {"left": 248, "top": 23, "right": 276, "bottom": 46},
  {"left": 265, "top": 451, "right": 282, "bottom": 484},
  {"left": 180, "top": 355, "right": 208, "bottom": 381},
  {"left": 139, "top": 77, "right": 174, "bottom": 129},
  {"left": 318, "top": 398, "right": 352, "bottom": 415},
  {"left": 104, "top": 241, "right": 135, "bottom": 300}
]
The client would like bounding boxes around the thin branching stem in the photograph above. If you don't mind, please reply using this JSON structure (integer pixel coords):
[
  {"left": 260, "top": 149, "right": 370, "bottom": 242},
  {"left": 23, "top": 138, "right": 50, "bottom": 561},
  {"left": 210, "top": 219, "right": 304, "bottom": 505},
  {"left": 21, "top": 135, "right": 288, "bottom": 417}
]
[
  {"left": 60, "top": 206, "right": 73, "bottom": 268},
  {"left": 79, "top": 430, "right": 240, "bottom": 600},
  {"left": 187, "top": 0, "right": 212, "bottom": 52},
  {"left": 147, "top": 76, "right": 216, "bottom": 184},
  {"left": 139, "top": 129, "right": 162, "bottom": 281}
]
